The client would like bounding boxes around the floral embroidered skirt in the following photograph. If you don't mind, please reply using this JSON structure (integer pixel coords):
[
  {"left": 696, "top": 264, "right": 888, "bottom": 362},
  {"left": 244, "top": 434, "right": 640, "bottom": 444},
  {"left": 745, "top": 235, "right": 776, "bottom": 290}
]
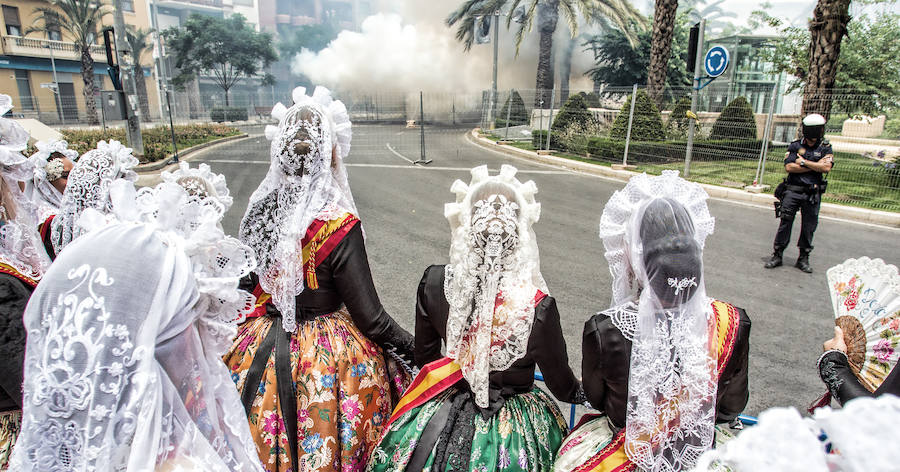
[
  {"left": 552, "top": 414, "right": 737, "bottom": 472},
  {"left": 0, "top": 410, "right": 21, "bottom": 470},
  {"left": 225, "top": 309, "right": 401, "bottom": 472},
  {"left": 367, "top": 387, "right": 569, "bottom": 472}
]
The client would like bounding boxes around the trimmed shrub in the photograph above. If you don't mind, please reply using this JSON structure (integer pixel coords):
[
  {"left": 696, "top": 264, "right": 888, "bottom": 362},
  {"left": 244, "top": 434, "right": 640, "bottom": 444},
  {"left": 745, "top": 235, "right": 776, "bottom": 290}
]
[
  {"left": 210, "top": 107, "right": 249, "bottom": 122},
  {"left": 609, "top": 90, "right": 665, "bottom": 142},
  {"left": 496, "top": 90, "right": 529, "bottom": 127},
  {"left": 667, "top": 96, "right": 692, "bottom": 138},
  {"left": 709, "top": 97, "right": 757, "bottom": 141},
  {"left": 551, "top": 94, "right": 596, "bottom": 134},
  {"left": 532, "top": 130, "right": 548, "bottom": 149},
  {"left": 61, "top": 124, "right": 241, "bottom": 163},
  {"left": 577, "top": 91, "right": 602, "bottom": 108}
]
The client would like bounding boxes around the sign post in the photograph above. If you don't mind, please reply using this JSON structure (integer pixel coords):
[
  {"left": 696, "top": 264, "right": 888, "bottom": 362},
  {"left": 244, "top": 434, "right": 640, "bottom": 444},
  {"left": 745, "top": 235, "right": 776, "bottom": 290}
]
[{"left": 684, "top": 20, "right": 731, "bottom": 177}]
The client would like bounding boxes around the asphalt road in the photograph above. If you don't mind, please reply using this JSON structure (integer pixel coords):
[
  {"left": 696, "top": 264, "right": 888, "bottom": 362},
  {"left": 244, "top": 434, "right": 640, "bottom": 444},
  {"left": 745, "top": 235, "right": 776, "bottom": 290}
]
[{"left": 192, "top": 123, "right": 900, "bottom": 416}]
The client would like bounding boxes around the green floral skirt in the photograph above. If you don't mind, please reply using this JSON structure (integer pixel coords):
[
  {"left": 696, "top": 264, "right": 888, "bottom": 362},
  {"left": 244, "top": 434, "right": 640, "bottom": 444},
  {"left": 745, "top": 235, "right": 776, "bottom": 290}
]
[{"left": 367, "top": 387, "right": 569, "bottom": 472}]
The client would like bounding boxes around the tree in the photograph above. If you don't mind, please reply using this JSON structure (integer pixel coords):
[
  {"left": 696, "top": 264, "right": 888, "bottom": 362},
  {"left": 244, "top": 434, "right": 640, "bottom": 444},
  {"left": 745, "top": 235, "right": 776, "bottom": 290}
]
[
  {"left": 754, "top": 12, "right": 900, "bottom": 117},
  {"left": 27, "top": 0, "right": 109, "bottom": 125},
  {"left": 163, "top": 14, "right": 278, "bottom": 106},
  {"left": 801, "top": 0, "right": 853, "bottom": 121},
  {"left": 584, "top": 12, "right": 692, "bottom": 96},
  {"left": 646, "top": 0, "right": 680, "bottom": 107},
  {"left": 446, "top": 0, "right": 644, "bottom": 107},
  {"left": 278, "top": 22, "right": 338, "bottom": 58},
  {"left": 125, "top": 27, "right": 152, "bottom": 119}
]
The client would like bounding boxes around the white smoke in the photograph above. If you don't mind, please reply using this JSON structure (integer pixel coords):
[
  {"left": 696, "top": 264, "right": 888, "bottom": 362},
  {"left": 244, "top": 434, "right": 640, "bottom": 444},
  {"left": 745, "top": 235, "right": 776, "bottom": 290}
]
[{"left": 291, "top": 1, "right": 599, "bottom": 94}]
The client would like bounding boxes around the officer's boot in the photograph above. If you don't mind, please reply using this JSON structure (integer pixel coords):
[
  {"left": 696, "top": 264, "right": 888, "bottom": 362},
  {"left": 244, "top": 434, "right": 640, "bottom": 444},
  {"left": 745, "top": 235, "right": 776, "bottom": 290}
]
[
  {"left": 764, "top": 248, "right": 784, "bottom": 269},
  {"left": 796, "top": 249, "right": 813, "bottom": 273}
]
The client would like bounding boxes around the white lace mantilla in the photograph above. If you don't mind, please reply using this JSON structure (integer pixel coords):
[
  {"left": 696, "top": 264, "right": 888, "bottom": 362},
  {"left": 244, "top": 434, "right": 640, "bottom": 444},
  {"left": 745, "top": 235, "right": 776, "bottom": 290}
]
[
  {"left": 443, "top": 165, "right": 546, "bottom": 408},
  {"left": 239, "top": 86, "right": 357, "bottom": 333}
]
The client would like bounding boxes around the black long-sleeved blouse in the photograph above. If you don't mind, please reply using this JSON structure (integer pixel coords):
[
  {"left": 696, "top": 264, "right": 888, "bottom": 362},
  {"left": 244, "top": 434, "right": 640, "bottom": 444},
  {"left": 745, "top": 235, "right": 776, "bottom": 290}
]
[
  {"left": 0, "top": 273, "right": 35, "bottom": 412},
  {"left": 818, "top": 350, "right": 900, "bottom": 405},
  {"left": 415, "top": 265, "right": 584, "bottom": 416},
  {"left": 241, "top": 223, "right": 414, "bottom": 361},
  {"left": 582, "top": 303, "right": 751, "bottom": 429}
]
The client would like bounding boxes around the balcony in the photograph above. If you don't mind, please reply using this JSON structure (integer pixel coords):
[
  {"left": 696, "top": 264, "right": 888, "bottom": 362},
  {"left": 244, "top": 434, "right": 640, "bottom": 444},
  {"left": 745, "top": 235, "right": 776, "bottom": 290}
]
[
  {"left": 156, "top": 0, "right": 225, "bottom": 12},
  {"left": 1, "top": 35, "right": 107, "bottom": 62}
]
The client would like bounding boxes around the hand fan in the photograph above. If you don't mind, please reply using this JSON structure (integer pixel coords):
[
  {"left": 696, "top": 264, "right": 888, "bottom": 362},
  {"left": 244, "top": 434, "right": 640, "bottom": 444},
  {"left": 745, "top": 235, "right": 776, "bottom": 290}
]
[{"left": 827, "top": 257, "right": 900, "bottom": 392}]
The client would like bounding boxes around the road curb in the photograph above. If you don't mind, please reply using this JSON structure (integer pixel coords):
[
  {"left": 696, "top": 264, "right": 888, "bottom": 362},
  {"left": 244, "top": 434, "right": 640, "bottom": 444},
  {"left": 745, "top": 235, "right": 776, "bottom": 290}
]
[
  {"left": 469, "top": 129, "right": 900, "bottom": 228},
  {"left": 135, "top": 133, "right": 250, "bottom": 173}
]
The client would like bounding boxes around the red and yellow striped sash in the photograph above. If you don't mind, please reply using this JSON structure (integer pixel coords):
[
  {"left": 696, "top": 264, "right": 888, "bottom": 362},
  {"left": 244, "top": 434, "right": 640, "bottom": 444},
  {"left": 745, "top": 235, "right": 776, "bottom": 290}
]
[
  {"left": 246, "top": 213, "right": 359, "bottom": 318},
  {"left": 573, "top": 299, "right": 741, "bottom": 472},
  {"left": 0, "top": 261, "right": 39, "bottom": 288},
  {"left": 384, "top": 357, "right": 464, "bottom": 429}
]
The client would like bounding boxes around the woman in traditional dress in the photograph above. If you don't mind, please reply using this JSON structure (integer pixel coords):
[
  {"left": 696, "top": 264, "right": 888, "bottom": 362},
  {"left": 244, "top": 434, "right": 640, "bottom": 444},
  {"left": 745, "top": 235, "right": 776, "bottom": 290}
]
[
  {"left": 39, "top": 139, "right": 138, "bottom": 260},
  {"left": 554, "top": 171, "right": 750, "bottom": 472},
  {"left": 10, "top": 179, "right": 263, "bottom": 471},
  {"left": 25, "top": 139, "right": 78, "bottom": 221},
  {"left": 224, "top": 86, "right": 414, "bottom": 472},
  {"left": 0, "top": 94, "right": 50, "bottom": 470},
  {"left": 367, "top": 164, "right": 584, "bottom": 472}
]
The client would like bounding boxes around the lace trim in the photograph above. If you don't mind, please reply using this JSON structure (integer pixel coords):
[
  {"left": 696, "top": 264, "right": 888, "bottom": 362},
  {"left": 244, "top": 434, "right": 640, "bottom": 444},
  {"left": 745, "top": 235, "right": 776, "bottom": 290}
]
[{"left": 817, "top": 350, "right": 847, "bottom": 397}]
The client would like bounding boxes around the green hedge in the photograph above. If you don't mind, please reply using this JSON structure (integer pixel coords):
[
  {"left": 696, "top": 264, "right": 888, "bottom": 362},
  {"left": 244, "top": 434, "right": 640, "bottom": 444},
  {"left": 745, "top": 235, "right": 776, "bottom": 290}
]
[
  {"left": 210, "top": 107, "right": 249, "bottom": 122},
  {"left": 585, "top": 137, "right": 767, "bottom": 163},
  {"left": 61, "top": 124, "right": 241, "bottom": 163},
  {"left": 710, "top": 97, "right": 757, "bottom": 141}
]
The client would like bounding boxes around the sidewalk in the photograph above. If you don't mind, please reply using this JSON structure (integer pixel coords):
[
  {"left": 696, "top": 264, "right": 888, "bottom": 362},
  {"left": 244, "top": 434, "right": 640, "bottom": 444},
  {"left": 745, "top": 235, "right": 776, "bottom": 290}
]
[{"left": 469, "top": 129, "right": 900, "bottom": 229}]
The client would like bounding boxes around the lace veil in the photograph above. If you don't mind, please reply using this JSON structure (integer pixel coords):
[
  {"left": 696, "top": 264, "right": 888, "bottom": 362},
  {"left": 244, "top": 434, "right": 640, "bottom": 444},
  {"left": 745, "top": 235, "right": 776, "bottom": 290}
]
[
  {"left": 161, "top": 161, "right": 234, "bottom": 212},
  {"left": 25, "top": 139, "right": 79, "bottom": 220},
  {"left": 11, "top": 179, "right": 260, "bottom": 471},
  {"left": 0, "top": 94, "right": 51, "bottom": 279},
  {"left": 49, "top": 139, "right": 138, "bottom": 257},
  {"left": 598, "top": 170, "right": 717, "bottom": 471},
  {"left": 239, "top": 86, "right": 356, "bottom": 332},
  {"left": 443, "top": 164, "right": 546, "bottom": 408}
]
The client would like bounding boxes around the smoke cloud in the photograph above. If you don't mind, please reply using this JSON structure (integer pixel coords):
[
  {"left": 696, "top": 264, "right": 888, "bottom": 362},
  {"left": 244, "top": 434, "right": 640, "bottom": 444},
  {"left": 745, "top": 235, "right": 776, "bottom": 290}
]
[{"left": 291, "top": 1, "right": 599, "bottom": 94}]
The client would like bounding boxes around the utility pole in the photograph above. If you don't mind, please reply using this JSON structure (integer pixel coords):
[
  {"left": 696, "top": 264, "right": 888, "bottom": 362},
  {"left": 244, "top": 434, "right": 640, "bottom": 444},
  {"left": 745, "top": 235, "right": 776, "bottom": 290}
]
[
  {"left": 489, "top": 10, "right": 500, "bottom": 129},
  {"left": 44, "top": 45, "right": 64, "bottom": 124},
  {"left": 150, "top": 0, "right": 178, "bottom": 161},
  {"left": 112, "top": 0, "right": 144, "bottom": 157}
]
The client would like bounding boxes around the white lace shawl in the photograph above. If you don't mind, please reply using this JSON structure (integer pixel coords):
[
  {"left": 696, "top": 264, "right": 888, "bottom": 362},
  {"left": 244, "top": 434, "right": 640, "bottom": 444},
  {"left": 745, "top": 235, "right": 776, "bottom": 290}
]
[
  {"left": 25, "top": 139, "right": 79, "bottom": 221},
  {"left": 0, "top": 96, "right": 51, "bottom": 278},
  {"left": 11, "top": 180, "right": 260, "bottom": 471},
  {"left": 239, "top": 86, "right": 357, "bottom": 333},
  {"left": 598, "top": 171, "right": 717, "bottom": 472},
  {"left": 694, "top": 395, "right": 900, "bottom": 472},
  {"left": 50, "top": 140, "right": 138, "bottom": 257},
  {"left": 443, "top": 164, "right": 546, "bottom": 408}
]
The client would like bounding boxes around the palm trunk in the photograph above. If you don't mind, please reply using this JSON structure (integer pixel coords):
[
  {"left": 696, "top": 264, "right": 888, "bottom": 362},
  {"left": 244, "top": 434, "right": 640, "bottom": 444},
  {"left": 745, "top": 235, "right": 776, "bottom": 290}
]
[
  {"left": 647, "top": 0, "right": 679, "bottom": 107},
  {"left": 132, "top": 65, "right": 151, "bottom": 119},
  {"left": 80, "top": 46, "right": 99, "bottom": 125},
  {"left": 800, "top": 0, "right": 852, "bottom": 122},
  {"left": 534, "top": 0, "right": 559, "bottom": 109},
  {"left": 559, "top": 33, "right": 576, "bottom": 103}
]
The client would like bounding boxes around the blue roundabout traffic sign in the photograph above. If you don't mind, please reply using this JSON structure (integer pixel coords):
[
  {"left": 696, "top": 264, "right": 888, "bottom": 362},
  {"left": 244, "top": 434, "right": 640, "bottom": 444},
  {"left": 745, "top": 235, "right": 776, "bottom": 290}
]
[{"left": 704, "top": 46, "right": 729, "bottom": 77}]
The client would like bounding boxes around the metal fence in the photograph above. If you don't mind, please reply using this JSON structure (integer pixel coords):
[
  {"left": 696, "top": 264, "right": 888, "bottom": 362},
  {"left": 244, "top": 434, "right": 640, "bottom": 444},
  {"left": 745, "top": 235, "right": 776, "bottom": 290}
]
[{"left": 7, "top": 86, "right": 899, "bottom": 212}]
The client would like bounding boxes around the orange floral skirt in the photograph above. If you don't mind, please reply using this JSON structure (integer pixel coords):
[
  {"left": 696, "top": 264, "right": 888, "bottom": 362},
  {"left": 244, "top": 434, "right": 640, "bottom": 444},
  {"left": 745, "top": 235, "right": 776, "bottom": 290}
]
[{"left": 225, "top": 309, "right": 405, "bottom": 472}]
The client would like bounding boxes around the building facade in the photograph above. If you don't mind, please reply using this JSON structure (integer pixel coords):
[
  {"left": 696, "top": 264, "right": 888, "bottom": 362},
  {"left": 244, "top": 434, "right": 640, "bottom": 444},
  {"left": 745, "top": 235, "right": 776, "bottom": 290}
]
[{"left": 1, "top": 0, "right": 162, "bottom": 124}]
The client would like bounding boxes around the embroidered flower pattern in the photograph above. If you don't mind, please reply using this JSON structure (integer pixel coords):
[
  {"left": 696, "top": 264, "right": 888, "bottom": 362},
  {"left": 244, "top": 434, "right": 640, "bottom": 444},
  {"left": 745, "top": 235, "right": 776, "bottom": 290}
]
[
  {"left": 667, "top": 277, "right": 698, "bottom": 295},
  {"left": 874, "top": 339, "right": 894, "bottom": 362}
]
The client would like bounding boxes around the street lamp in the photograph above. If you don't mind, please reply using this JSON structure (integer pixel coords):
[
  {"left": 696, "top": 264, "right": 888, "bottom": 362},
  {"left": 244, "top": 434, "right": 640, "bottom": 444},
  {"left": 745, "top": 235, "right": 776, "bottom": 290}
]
[{"left": 43, "top": 43, "right": 64, "bottom": 124}]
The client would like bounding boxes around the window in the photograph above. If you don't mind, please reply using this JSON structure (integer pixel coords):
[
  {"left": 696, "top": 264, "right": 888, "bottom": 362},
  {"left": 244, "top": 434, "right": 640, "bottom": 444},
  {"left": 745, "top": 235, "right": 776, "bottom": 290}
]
[
  {"left": 3, "top": 5, "right": 21, "bottom": 36},
  {"left": 233, "top": 0, "right": 253, "bottom": 6},
  {"left": 122, "top": 0, "right": 134, "bottom": 12},
  {"left": 15, "top": 70, "right": 34, "bottom": 111},
  {"left": 48, "top": 26, "right": 62, "bottom": 41}
]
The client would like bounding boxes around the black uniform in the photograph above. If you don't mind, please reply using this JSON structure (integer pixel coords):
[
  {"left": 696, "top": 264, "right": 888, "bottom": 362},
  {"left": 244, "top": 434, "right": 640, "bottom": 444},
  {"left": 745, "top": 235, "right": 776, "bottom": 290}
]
[{"left": 773, "top": 138, "right": 833, "bottom": 253}]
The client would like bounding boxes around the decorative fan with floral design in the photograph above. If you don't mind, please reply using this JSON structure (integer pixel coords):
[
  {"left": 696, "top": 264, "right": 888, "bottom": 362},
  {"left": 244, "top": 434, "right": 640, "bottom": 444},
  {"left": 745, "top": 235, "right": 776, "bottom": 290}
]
[{"left": 827, "top": 257, "right": 900, "bottom": 392}]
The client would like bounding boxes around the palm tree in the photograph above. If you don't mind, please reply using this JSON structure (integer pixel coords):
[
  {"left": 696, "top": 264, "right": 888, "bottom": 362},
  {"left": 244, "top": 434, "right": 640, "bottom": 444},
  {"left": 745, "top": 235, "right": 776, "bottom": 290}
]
[
  {"left": 447, "top": 0, "right": 643, "bottom": 108},
  {"left": 126, "top": 27, "right": 153, "bottom": 119},
  {"left": 646, "top": 0, "right": 679, "bottom": 107},
  {"left": 27, "top": 0, "right": 109, "bottom": 125},
  {"left": 800, "top": 0, "right": 852, "bottom": 121}
]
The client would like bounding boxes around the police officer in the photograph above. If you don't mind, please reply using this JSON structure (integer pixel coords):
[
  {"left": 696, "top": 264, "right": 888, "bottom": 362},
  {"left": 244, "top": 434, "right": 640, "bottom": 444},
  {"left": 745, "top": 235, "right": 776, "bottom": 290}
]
[{"left": 764, "top": 113, "right": 833, "bottom": 273}]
